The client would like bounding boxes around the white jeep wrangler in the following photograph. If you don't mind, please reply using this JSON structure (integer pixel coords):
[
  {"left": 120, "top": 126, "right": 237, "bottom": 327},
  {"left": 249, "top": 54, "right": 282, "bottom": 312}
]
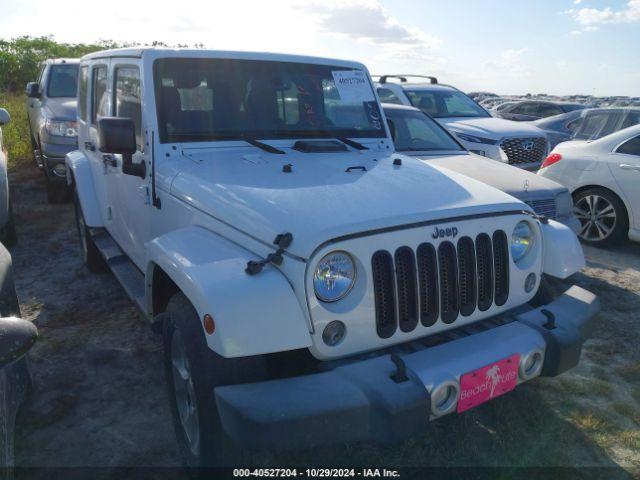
[{"left": 67, "top": 48, "right": 599, "bottom": 467}]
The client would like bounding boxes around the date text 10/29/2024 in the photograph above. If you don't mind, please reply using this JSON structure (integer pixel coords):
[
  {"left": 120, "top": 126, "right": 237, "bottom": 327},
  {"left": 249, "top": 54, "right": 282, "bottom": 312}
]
[{"left": 233, "top": 469, "right": 401, "bottom": 478}]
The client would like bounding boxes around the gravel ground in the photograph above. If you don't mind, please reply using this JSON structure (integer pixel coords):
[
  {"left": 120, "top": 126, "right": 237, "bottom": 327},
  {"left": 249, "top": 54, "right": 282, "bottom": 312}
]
[{"left": 8, "top": 166, "right": 640, "bottom": 475}]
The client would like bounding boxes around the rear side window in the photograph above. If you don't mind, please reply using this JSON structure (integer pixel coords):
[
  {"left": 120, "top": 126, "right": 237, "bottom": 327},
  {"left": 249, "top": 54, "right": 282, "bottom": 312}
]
[
  {"left": 377, "top": 88, "right": 402, "bottom": 105},
  {"left": 78, "top": 66, "right": 88, "bottom": 121},
  {"left": 617, "top": 135, "right": 640, "bottom": 156},
  {"left": 91, "top": 65, "right": 109, "bottom": 124},
  {"left": 114, "top": 66, "right": 143, "bottom": 149},
  {"left": 537, "top": 103, "right": 562, "bottom": 118}
]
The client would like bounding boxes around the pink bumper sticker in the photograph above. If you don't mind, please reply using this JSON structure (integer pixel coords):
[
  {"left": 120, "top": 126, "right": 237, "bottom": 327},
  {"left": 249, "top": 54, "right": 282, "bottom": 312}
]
[{"left": 457, "top": 354, "right": 520, "bottom": 413}]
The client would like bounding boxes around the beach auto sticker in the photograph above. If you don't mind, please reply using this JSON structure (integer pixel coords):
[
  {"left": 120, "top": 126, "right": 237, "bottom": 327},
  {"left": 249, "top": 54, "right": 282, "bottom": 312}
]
[{"left": 331, "top": 70, "right": 382, "bottom": 130}]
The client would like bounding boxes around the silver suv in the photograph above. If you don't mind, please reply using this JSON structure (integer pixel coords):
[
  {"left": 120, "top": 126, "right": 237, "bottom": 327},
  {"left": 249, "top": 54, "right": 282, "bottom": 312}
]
[{"left": 26, "top": 58, "right": 79, "bottom": 203}]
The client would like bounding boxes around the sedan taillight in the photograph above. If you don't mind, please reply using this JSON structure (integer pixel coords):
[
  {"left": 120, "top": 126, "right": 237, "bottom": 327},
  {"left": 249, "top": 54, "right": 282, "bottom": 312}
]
[{"left": 541, "top": 153, "right": 562, "bottom": 169}]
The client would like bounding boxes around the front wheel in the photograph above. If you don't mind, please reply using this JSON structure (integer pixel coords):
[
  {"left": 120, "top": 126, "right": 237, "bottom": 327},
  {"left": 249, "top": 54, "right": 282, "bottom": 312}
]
[
  {"left": 573, "top": 188, "right": 628, "bottom": 247},
  {"left": 46, "top": 177, "right": 72, "bottom": 204},
  {"left": 162, "top": 293, "right": 267, "bottom": 468},
  {"left": 74, "top": 190, "right": 105, "bottom": 272},
  {"left": 0, "top": 201, "right": 18, "bottom": 247}
]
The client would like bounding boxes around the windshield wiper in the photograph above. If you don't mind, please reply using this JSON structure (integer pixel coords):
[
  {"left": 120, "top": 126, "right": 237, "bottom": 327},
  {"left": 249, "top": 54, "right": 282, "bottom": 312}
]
[
  {"left": 245, "top": 139, "right": 286, "bottom": 155},
  {"left": 335, "top": 136, "right": 369, "bottom": 151}
]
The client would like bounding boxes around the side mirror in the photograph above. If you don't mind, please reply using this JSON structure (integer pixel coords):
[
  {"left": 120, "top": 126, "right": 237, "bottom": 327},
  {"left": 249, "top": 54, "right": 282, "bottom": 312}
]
[
  {"left": 25, "top": 82, "right": 40, "bottom": 98},
  {"left": 97, "top": 117, "right": 146, "bottom": 178},
  {"left": 0, "top": 109, "right": 10, "bottom": 126}
]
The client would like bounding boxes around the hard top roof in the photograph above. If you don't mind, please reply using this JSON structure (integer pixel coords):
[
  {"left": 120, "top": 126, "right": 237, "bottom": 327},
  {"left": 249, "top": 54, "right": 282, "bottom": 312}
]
[{"left": 80, "top": 47, "right": 366, "bottom": 69}]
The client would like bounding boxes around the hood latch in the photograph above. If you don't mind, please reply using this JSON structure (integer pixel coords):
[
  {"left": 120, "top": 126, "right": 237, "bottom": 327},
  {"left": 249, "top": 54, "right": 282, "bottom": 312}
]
[{"left": 245, "top": 233, "right": 293, "bottom": 275}]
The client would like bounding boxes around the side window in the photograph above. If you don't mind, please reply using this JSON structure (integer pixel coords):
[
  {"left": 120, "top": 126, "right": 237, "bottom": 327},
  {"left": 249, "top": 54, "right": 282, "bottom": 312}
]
[
  {"left": 91, "top": 65, "right": 109, "bottom": 125},
  {"left": 513, "top": 102, "right": 538, "bottom": 116},
  {"left": 377, "top": 88, "right": 402, "bottom": 105},
  {"left": 537, "top": 103, "right": 562, "bottom": 118},
  {"left": 114, "top": 66, "right": 143, "bottom": 149},
  {"left": 78, "top": 65, "right": 88, "bottom": 121},
  {"left": 617, "top": 136, "right": 640, "bottom": 156}
]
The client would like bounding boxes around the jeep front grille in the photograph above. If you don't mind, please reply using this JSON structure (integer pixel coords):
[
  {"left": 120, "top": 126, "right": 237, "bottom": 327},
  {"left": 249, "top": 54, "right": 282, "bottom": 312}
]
[
  {"left": 500, "top": 137, "right": 548, "bottom": 166},
  {"left": 525, "top": 198, "right": 557, "bottom": 219},
  {"left": 372, "top": 230, "right": 510, "bottom": 338}
]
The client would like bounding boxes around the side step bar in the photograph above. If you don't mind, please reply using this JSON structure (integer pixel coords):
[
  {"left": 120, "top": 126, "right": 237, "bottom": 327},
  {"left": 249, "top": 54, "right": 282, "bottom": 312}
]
[{"left": 89, "top": 228, "right": 148, "bottom": 316}]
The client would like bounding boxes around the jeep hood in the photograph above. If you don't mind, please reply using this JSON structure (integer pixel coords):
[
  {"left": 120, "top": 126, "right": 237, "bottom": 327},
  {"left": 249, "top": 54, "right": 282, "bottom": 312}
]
[
  {"left": 419, "top": 153, "right": 567, "bottom": 200},
  {"left": 169, "top": 149, "right": 528, "bottom": 258},
  {"left": 43, "top": 98, "right": 77, "bottom": 121},
  {"left": 437, "top": 116, "right": 545, "bottom": 139}
]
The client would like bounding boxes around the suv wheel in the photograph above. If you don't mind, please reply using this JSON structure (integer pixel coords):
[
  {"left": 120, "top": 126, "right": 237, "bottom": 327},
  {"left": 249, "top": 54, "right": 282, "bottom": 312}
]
[
  {"left": 162, "top": 293, "right": 267, "bottom": 468},
  {"left": 46, "top": 177, "right": 71, "bottom": 204},
  {"left": 573, "top": 188, "right": 628, "bottom": 247},
  {"left": 74, "top": 190, "right": 105, "bottom": 272},
  {"left": 0, "top": 201, "right": 18, "bottom": 247}
]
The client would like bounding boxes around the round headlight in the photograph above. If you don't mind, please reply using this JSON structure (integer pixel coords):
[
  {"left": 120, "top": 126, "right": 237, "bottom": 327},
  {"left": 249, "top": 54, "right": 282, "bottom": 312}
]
[
  {"left": 313, "top": 251, "right": 356, "bottom": 302},
  {"left": 511, "top": 221, "right": 534, "bottom": 263}
]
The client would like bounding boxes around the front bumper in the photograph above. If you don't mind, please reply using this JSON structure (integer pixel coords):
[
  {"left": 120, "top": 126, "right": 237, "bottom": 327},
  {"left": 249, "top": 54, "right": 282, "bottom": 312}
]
[
  {"left": 215, "top": 286, "right": 599, "bottom": 450},
  {"left": 40, "top": 141, "right": 76, "bottom": 181}
]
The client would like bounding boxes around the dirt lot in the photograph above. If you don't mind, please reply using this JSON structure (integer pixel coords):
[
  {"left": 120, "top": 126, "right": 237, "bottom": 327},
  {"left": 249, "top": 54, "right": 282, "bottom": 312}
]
[{"left": 9, "top": 165, "right": 640, "bottom": 475}]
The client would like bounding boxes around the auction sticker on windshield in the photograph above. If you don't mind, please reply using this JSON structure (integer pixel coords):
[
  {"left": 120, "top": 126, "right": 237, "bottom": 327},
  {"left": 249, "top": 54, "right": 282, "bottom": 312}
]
[
  {"left": 457, "top": 354, "right": 520, "bottom": 413},
  {"left": 332, "top": 70, "right": 375, "bottom": 102}
]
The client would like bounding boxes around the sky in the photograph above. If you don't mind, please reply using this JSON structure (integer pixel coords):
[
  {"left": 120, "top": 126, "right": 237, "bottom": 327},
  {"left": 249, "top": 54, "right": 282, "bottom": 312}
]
[{"left": 1, "top": 0, "right": 638, "bottom": 96}]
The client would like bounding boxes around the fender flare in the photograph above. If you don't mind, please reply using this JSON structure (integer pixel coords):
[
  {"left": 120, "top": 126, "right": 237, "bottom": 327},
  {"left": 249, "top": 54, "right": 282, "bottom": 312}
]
[
  {"left": 146, "top": 226, "right": 312, "bottom": 358},
  {"left": 541, "top": 219, "right": 585, "bottom": 279},
  {"left": 65, "top": 151, "right": 103, "bottom": 227}
]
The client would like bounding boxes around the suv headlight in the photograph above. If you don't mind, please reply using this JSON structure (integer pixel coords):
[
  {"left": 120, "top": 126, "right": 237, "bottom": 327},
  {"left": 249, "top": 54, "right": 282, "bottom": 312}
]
[
  {"left": 555, "top": 191, "right": 573, "bottom": 218},
  {"left": 511, "top": 221, "right": 534, "bottom": 263},
  {"left": 45, "top": 119, "right": 77, "bottom": 137},
  {"left": 313, "top": 251, "right": 356, "bottom": 302}
]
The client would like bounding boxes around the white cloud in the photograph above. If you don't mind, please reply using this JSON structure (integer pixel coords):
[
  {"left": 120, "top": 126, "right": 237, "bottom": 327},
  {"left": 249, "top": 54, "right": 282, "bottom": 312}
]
[
  {"left": 573, "top": 0, "right": 582, "bottom": 4},
  {"left": 482, "top": 48, "right": 532, "bottom": 77},
  {"left": 304, "top": 0, "right": 440, "bottom": 48},
  {"left": 572, "top": 0, "right": 640, "bottom": 25}
]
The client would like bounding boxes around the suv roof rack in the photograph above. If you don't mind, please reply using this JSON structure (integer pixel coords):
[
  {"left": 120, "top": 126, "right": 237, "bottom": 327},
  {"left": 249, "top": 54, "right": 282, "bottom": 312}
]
[{"left": 375, "top": 74, "right": 438, "bottom": 85}]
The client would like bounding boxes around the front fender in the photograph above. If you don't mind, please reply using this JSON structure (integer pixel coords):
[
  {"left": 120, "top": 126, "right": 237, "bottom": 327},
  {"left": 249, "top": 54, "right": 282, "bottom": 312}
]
[
  {"left": 65, "top": 150, "right": 102, "bottom": 227},
  {"left": 147, "top": 226, "right": 312, "bottom": 358},
  {"left": 541, "top": 219, "right": 585, "bottom": 279}
]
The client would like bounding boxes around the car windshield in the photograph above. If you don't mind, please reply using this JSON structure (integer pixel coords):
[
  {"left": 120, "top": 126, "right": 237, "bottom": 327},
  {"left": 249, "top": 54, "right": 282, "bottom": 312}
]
[
  {"left": 153, "top": 58, "right": 386, "bottom": 143},
  {"left": 47, "top": 64, "right": 79, "bottom": 98},
  {"left": 573, "top": 109, "right": 640, "bottom": 141},
  {"left": 404, "top": 89, "right": 490, "bottom": 119},
  {"left": 385, "top": 108, "right": 464, "bottom": 152}
]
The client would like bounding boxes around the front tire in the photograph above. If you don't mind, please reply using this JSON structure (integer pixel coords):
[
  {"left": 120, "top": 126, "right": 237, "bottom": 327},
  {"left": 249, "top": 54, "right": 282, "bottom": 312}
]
[
  {"left": 573, "top": 188, "right": 628, "bottom": 247},
  {"left": 162, "top": 293, "right": 267, "bottom": 468},
  {"left": 46, "top": 177, "right": 72, "bottom": 204},
  {"left": 0, "top": 201, "right": 18, "bottom": 247},
  {"left": 74, "top": 190, "right": 105, "bottom": 272}
]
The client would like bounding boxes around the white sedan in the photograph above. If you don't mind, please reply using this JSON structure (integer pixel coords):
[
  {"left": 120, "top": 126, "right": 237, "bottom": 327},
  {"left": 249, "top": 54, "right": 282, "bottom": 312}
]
[{"left": 538, "top": 124, "right": 640, "bottom": 246}]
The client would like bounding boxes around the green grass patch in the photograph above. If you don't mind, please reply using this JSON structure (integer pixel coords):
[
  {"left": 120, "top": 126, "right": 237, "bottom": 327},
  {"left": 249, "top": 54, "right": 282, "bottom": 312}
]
[{"left": 0, "top": 91, "right": 33, "bottom": 170}]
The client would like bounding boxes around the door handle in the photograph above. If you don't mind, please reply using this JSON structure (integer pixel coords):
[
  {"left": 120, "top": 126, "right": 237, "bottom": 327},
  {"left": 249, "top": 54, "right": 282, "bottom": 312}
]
[
  {"left": 84, "top": 141, "right": 96, "bottom": 151},
  {"left": 619, "top": 163, "right": 640, "bottom": 171},
  {"left": 102, "top": 154, "right": 118, "bottom": 168}
]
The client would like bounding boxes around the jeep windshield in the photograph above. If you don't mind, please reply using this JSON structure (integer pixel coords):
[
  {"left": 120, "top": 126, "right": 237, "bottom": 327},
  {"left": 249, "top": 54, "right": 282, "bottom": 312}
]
[
  {"left": 153, "top": 58, "right": 385, "bottom": 143},
  {"left": 48, "top": 64, "right": 79, "bottom": 98},
  {"left": 405, "top": 89, "right": 490, "bottom": 119}
]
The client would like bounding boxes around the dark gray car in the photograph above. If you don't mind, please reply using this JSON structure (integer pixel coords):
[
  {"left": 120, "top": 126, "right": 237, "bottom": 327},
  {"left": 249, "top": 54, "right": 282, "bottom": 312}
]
[
  {"left": 26, "top": 58, "right": 79, "bottom": 203},
  {"left": 0, "top": 220, "right": 36, "bottom": 472},
  {"left": 532, "top": 110, "right": 584, "bottom": 150},
  {"left": 533, "top": 107, "right": 640, "bottom": 150},
  {"left": 497, "top": 100, "right": 587, "bottom": 122},
  {"left": 383, "top": 103, "right": 579, "bottom": 231}
]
